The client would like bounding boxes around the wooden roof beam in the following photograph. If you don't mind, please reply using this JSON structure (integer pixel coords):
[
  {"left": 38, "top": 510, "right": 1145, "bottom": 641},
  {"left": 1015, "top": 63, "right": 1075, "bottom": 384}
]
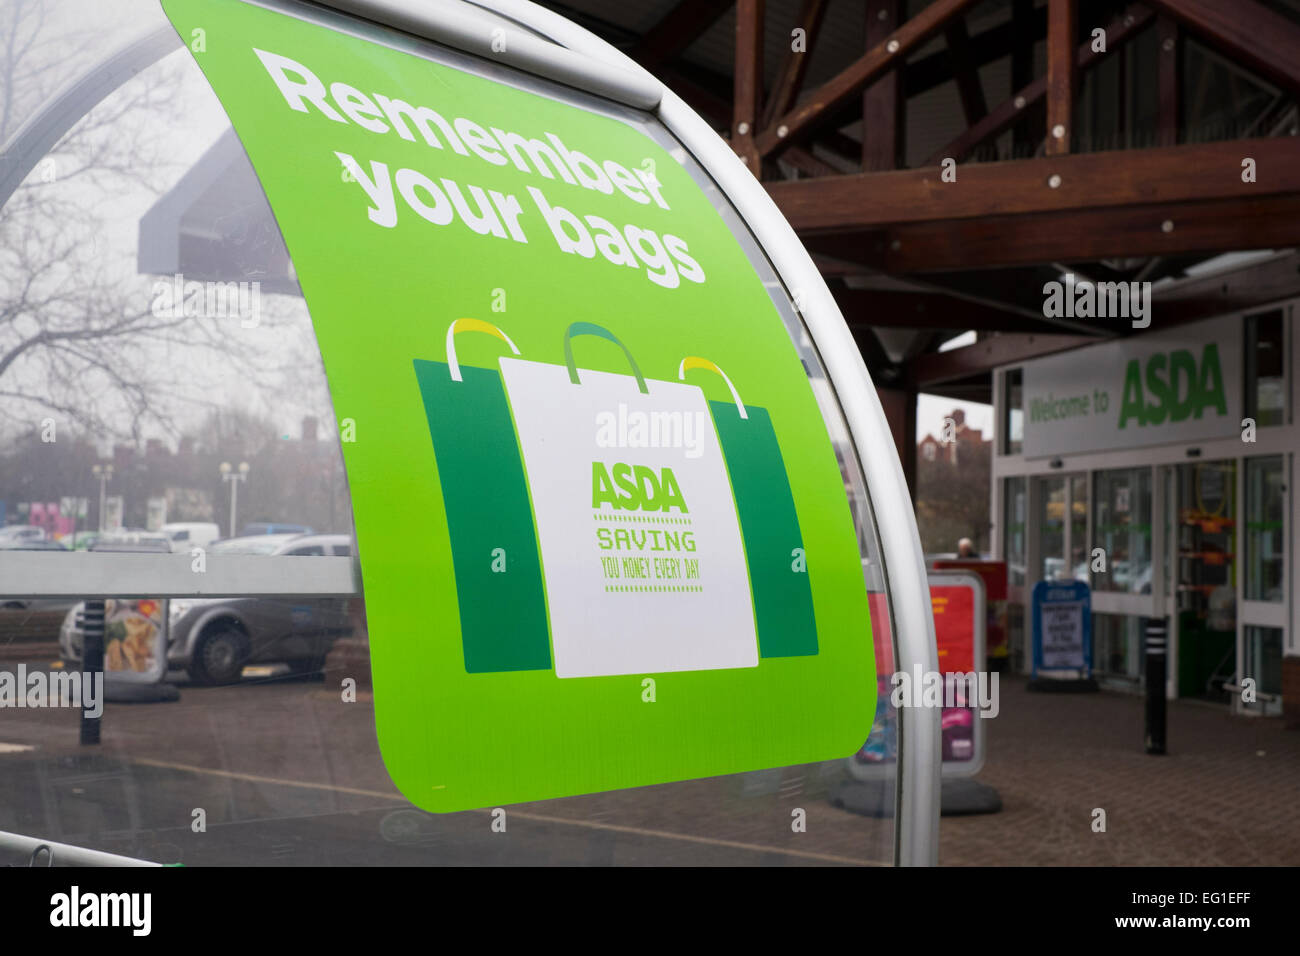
[
  {"left": 877, "top": 194, "right": 1300, "bottom": 272},
  {"left": 755, "top": 0, "right": 980, "bottom": 158},
  {"left": 631, "top": 0, "right": 735, "bottom": 70},
  {"left": 763, "top": 0, "right": 829, "bottom": 127},
  {"left": 767, "top": 138, "right": 1300, "bottom": 232},
  {"left": 923, "top": 5, "right": 1153, "bottom": 167},
  {"left": 1145, "top": 0, "right": 1300, "bottom": 99},
  {"left": 733, "top": 0, "right": 764, "bottom": 174},
  {"left": 1045, "top": 0, "right": 1076, "bottom": 156}
]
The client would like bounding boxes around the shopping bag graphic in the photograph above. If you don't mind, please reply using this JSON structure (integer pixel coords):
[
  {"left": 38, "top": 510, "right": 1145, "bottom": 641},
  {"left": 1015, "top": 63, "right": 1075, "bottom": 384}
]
[
  {"left": 679, "top": 357, "right": 818, "bottom": 657},
  {"left": 415, "top": 321, "right": 818, "bottom": 678},
  {"left": 500, "top": 323, "right": 758, "bottom": 678},
  {"left": 413, "top": 319, "right": 551, "bottom": 673}
]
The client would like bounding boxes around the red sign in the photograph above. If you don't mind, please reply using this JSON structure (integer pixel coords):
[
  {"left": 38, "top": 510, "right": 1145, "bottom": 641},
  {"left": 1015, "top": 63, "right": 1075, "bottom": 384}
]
[{"left": 931, "top": 585, "right": 975, "bottom": 674}]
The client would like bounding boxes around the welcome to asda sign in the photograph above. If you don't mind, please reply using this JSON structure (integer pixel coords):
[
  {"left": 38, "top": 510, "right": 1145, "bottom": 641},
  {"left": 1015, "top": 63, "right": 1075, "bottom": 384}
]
[{"left": 1021, "top": 321, "right": 1242, "bottom": 458}]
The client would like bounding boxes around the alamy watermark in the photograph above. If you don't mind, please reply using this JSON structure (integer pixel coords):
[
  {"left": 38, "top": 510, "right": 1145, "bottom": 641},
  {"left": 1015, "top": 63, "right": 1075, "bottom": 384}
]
[
  {"left": 1042, "top": 273, "right": 1151, "bottom": 329},
  {"left": 0, "top": 665, "right": 102, "bottom": 718},
  {"left": 595, "top": 403, "right": 710, "bottom": 459},
  {"left": 890, "top": 665, "right": 999, "bottom": 718},
  {"left": 150, "top": 273, "right": 261, "bottom": 328}
]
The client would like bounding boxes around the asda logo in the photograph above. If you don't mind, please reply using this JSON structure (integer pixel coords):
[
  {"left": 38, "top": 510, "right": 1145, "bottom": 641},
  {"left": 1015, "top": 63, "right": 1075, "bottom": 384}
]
[
  {"left": 592, "top": 462, "right": 688, "bottom": 513},
  {"left": 1118, "top": 344, "right": 1227, "bottom": 428}
]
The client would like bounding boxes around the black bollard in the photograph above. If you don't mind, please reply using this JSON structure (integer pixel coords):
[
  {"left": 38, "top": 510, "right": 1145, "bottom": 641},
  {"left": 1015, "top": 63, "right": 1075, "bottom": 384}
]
[
  {"left": 1144, "top": 617, "right": 1167, "bottom": 755},
  {"left": 80, "top": 598, "right": 105, "bottom": 745}
]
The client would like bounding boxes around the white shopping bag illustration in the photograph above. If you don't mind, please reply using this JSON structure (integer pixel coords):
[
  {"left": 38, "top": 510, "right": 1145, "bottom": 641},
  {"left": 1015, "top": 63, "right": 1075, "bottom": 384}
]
[{"left": 500, "top": 322, "right": 758, "bottom": 678}]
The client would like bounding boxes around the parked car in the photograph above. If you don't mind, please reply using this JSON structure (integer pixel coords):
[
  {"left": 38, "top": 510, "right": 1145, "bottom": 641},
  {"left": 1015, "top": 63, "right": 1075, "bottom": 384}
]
[
  {"left": 0, "top": 538, "right": 68, "bottom": 551},
  {"left": 60, "top": 533, "right": 354, "bottom": 685},
  {"left": 161, "top": 522, "right": 221, "bottom": 549},
  {"left": 89, "top": 531, "right": 173, "bottom": 553},
  {"left": 209, "top": 533, "right": 303, "bottom": 555},
  {"left": 239, "top": 522, "right": 314, "bottom": 536},
  {"left": 0, "top": 525, "right": 47, "bottom": 543}
]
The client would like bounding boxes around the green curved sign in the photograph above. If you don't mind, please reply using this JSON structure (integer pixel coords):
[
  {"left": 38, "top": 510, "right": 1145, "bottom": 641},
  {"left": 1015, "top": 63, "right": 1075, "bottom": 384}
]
[{"left": 164, "top": 0, "right": 875, "bottom": 811}]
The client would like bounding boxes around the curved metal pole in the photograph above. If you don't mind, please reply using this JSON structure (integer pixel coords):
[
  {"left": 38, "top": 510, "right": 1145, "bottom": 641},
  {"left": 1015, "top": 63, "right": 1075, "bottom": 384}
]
[
  {"left": 0, "top": 829, "right": 161, "bottom": 867},
  {"left": 0, "top": 25, "right": 181, "bottom": 208}
]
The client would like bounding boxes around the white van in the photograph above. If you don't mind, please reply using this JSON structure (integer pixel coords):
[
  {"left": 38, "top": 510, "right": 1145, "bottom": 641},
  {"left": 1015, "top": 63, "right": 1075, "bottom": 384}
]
[{"left": 160, "top": 522, "right": 221, "bottom": 549}]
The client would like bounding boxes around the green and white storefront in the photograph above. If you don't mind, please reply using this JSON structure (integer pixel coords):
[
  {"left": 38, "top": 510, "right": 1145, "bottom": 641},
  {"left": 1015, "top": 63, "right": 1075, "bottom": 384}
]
[{"left": 991, "top": 302, "right": 1296, "bottom": 717}]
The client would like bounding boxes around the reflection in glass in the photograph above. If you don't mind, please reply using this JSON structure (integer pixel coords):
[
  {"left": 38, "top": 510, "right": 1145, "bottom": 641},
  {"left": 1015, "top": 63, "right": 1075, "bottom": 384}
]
[
  {"left": 1003, "top": 368, "right": 1023, "bottom": 455},
  {"left": 1245, "top": 456, "right": 1285, "bottom": 602},
  {"left": 1245, "top": 309, "right": 1286, "bottom": 428},
  {"left": 1093, "top": 467, "right": 1153, "bottom": 593},
  {"left": 1004, "top": 476, "right": 1027, "bottom": 588},
  {"left": 1036, "top": 475, "right": 1065, "bottom": 581},
  {"left": 1092, "top": 613, "right": 1143, "bottom": 683}
]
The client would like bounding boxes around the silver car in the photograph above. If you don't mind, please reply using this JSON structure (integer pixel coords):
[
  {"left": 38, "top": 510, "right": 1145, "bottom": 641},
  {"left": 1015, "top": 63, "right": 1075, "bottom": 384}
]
[{"left": 60, "top": 533, "right": 355, "bottom": 685}]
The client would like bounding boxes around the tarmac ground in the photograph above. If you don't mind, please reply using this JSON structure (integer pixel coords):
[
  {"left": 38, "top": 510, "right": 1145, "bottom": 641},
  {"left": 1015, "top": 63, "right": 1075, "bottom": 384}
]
[{"left": 0, "top": 647, "right": 1295, "bottom": 867}]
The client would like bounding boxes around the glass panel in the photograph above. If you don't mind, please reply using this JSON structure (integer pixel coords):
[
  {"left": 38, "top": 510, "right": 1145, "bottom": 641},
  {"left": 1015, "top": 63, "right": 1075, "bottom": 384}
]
[
  {"left": 915, "top": 403, "right": 992, "bottom": 557},
  {"left": 1035, "top": 475, "right": 1066, "bottom": 581},
  {"left": 1, "top": 0, "right": 899, "bottom": 866},
  {"left": 1092, "top": 467, "right": 1154, "bottom": 594},
  {"left": 1243, "top": 626, "right": 1283, "bottom": 700},
  {"left": 1004, "top": 476, "right": 1027, "bottom": 588},
  {"left": 1093, "top": 613, "right": 1143, "bottom": 683},
  {"left": 1244, "top": 309, "right": 1286, "bottom": 428},
  {"left": 1173, "top": 461, "right": 1237, "bottom": 701},
  {"left": 1245, "top": 455, "right": 1285, "bottom": 602},
  {"left": 1003, "top": 369, "right": 1024, "bottom": 455},
  {"left": 1069, "top": 474, "right": 1088, "bottom": 582}
]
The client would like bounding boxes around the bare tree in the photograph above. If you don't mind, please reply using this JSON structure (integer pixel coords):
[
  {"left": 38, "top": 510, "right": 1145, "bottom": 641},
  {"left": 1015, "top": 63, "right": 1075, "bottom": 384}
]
[{"left": 0, "top": 0, "right": 331, "bottom": 448}]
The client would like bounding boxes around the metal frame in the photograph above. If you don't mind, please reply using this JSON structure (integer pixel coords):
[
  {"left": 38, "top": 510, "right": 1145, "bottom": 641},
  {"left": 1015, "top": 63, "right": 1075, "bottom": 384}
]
[
  {"left": 0, "top": 0, "right": 940, "bottom": 866},
  {"left": 0, "top": 25, "right": 182, "bottom": 207},
  {"left": 0, "top": 829, "right": 160, "bottom": 867}
]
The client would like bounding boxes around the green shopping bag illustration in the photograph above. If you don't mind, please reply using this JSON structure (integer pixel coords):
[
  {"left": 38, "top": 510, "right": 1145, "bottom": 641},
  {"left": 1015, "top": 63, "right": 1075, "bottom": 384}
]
[
  {"left": 679, "top": 357, "right": 818, "bottom": 657},
  {"left": 413, "top": 319, "right": 551, "bottom": 673},
  {"left": 416, "top": 320, "right": 818, "bottom": 678}
]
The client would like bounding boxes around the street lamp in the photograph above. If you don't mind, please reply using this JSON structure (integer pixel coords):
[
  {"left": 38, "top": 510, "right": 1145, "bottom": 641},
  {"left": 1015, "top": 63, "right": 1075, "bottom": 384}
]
[
  {"left": 91, "top": 462, "right": 114, "bottom": 532},
  {"left": 219, "top": 461, "right": 250, "bottom": 538}
]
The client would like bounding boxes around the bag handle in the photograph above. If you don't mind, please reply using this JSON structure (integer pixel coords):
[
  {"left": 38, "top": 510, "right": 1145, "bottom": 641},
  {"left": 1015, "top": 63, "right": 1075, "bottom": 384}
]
[
  {"left": 563, "top": 322, "right": 648, "bottom": 394},
  {"left": 678, "top": 356, "right": 748, "bottom": 419},
  {"left": 445, "top": 318, "right": 520, "bottom": 382}
]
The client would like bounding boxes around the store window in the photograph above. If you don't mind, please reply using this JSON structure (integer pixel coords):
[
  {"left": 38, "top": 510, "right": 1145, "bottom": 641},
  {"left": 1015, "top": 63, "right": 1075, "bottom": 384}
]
[
  {"left": 1243, "top": 626, "right": 1283, "bottom": 705},
  {"left": 1244, "top": 309, "right": 1286, "bottom": 428},
  {"left": 1093, "top": 613, "right": 1143, "bottom": 683},
  {"left": 1070, "top": 474, "right": 1088, "bottom": 582},
  {"left": 1245, "top": 456, "right": 1285, "bottom": 602},
  {"left": 1093, "top": 467, "right": 1153, "bottom": 594},
  {"left": 1035, "top": 475, "right": 1066, "bottom": 581},
  {"left": 1004, "top": 476, "right": 1027, "bottom": 588},
  {"left": 1003, "top": 369, "right": 1024, "bottom": 455},
  {"left": 1003, "top": 475, "right": 1028, "bottom": 669},
  {"left": 1172, "top": 461, "right": 1237, "bottom": 700}
]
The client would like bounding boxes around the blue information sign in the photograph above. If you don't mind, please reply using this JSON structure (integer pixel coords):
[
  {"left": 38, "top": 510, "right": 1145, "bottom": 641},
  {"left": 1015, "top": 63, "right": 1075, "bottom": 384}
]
[{"left": 1031, "top": 579, "right": 1092, "bottom": 679}]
